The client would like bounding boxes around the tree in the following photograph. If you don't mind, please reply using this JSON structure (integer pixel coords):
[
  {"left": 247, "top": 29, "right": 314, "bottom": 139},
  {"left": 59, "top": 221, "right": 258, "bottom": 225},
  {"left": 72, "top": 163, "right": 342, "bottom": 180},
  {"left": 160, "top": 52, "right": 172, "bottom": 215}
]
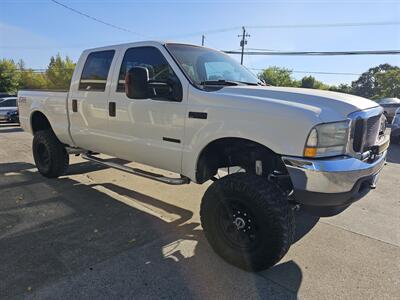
[
  {"left": 374, "top": 68, "right": 400, "bottom": 99},
  {"left": 329, "top": 84, "right": 353, "bottom": 94},
  {"left": 17, "top": 60, "right": 48, "bottom": 90},
  {"left": 46, "top": 54, "right": 75, "bottom": 89},
  {"left": 258, "top": 66, "right": 297, "bottom": 87},
  {"left": 300, "top": 75, "right": 329, "bottom": 90},
  {"left": 312, "top": 79, "right": 329, "bottom": 90},
  {"left": 0, "top": 59, "right": 21, "bottom": 94},
  {"left": 351, "top": 63, "right": 400, "bottom": 99},
  {"left": 301, "top": 75, "right": 315, "bottom": 88}
]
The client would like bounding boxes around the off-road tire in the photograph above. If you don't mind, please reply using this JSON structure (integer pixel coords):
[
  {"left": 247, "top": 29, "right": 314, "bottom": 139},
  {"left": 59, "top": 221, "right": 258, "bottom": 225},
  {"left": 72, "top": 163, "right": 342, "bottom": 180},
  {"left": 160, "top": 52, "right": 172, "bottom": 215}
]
[
  {"left": 200, "top": 173, "right": 294, "bottom": 271},
  {"left": 32, "top": 130, "right": 69, "bottom": 178}
]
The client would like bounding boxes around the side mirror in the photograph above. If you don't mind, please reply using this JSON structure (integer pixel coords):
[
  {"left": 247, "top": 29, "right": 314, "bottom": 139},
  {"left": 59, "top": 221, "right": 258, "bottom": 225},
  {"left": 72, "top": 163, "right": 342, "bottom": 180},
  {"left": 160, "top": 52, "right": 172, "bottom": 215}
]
[
  {"left": 125, "top": 66, "right": 183, "bottom": 102},
  {"left": 125, "top": 67, "right": 149, "bottom": 99}
]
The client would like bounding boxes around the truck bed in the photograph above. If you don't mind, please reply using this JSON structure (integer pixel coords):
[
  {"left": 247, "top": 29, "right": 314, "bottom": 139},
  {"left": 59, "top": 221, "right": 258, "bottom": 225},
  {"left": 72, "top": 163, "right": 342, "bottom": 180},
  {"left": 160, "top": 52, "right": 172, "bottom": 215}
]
[{"left": 18, "top": 90, "right": 73, "bottom": 145}]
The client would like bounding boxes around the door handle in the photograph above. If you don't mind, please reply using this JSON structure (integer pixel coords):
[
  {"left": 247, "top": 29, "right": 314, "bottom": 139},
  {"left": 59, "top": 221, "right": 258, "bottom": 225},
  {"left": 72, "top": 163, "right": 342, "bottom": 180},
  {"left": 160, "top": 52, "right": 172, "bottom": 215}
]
[
  {"left": 72, "top": 99, "right": 78, "bottom": 112},
  {"left": 109, "top": 102, "right": 116, "bottom": 117}
]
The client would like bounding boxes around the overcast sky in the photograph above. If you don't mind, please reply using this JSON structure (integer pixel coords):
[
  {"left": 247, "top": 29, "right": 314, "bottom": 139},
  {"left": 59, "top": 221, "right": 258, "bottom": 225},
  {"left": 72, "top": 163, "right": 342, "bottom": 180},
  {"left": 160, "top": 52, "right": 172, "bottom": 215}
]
[{"left": 0, "top": 0, "right": 399, "bottom": 85}]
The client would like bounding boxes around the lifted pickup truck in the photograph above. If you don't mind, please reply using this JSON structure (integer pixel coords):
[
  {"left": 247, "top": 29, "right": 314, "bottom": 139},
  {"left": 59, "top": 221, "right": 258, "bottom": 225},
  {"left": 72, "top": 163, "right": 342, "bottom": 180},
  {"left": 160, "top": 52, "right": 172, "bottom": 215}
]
[{"left": 18, "top": 41, "right": 390, "bottom": 271}]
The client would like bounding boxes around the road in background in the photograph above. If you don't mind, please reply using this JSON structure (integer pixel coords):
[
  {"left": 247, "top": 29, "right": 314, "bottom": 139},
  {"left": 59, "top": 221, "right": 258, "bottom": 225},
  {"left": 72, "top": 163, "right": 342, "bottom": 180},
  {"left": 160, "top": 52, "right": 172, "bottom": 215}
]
[{"left": 0, "top": 123, "right": 399, "bottom": 299}]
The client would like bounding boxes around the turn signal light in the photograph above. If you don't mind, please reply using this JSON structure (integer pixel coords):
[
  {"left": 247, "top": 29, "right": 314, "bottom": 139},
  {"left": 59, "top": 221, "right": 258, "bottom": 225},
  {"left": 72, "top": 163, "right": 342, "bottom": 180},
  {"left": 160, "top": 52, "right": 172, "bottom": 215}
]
[{"left": 304, "top": 147, "right": 317, "bottom": 157}]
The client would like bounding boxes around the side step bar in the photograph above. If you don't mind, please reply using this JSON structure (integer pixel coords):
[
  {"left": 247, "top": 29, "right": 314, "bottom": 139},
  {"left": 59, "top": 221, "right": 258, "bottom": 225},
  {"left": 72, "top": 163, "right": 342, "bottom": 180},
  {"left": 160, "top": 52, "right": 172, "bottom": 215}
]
[{"left": 81, "top": 154, "right": 190, "bottom": 185}]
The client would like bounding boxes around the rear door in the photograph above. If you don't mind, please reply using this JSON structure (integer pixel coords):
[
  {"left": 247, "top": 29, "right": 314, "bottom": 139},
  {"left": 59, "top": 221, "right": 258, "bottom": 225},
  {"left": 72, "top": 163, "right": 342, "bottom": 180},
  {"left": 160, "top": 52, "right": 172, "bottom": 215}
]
[
  {"left": 68, "top": 49, "right": 117, "bottom": 152},
  {"left": 106, "top": 45, "right": 187, "bottom": 174}
]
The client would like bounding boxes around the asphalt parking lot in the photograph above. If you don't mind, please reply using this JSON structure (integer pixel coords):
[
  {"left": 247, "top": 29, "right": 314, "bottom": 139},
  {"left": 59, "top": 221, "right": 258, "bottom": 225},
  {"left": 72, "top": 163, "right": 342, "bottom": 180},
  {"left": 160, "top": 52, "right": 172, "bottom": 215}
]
[{"left": 0, "top": 123, "right": 399, "bottom": 299}]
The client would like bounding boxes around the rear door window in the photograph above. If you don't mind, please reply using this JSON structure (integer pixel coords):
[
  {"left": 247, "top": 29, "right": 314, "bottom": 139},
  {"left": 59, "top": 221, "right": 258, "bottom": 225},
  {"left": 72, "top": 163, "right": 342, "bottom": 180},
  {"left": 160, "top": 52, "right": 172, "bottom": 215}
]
[{"left": 79, "top": 50, "right": 115, "bottom": 91}]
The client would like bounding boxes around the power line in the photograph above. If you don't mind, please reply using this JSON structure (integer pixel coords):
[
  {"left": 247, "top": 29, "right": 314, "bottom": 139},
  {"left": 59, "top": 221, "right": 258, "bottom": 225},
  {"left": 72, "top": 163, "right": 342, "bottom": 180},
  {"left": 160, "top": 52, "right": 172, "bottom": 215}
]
[
  {"left": 245, "top": 48, "right": 276, "bottom": 51},
  {"left": 0, "top": 40, "right": 131, "bottom": 49},
  {"left": 166, "top": 26, "right": 242, "bottom": 39},
  {"left": 49, "top": 0, "right": 145, "bottom": 37},
  {"left": 247, "top": 20, "right": 400, "bottom": 30},
  {"left": 225, "top": 50, "right": 400, "bottom": 56},
  {"left": 169, "top": 20, "right": 400, "bottom": 38}
]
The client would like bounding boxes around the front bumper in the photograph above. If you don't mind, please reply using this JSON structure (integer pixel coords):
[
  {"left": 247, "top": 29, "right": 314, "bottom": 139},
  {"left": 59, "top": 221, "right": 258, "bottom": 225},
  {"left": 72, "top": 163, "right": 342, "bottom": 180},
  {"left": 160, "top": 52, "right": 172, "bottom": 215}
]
[{"left": 282, "top": 150, "right": 387, "bottom": 216}]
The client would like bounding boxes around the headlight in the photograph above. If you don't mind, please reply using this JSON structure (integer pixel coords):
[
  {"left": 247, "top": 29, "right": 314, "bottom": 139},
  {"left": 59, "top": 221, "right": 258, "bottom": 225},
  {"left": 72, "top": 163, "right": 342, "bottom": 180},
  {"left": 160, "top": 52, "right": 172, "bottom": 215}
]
[{"left": 304, "top": 120, "right": 350, "bottom": 158}]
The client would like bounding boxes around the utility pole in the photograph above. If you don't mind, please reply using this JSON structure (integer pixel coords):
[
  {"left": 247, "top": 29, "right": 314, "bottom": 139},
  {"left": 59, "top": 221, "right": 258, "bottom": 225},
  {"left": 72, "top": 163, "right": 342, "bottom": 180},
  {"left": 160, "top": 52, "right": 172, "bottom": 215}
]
[
  {"left": 238, "top": 26, "right": 250, "bottom": 65},
  {"left": 201, "top": 35, "right": 205, "bottom": 46}
]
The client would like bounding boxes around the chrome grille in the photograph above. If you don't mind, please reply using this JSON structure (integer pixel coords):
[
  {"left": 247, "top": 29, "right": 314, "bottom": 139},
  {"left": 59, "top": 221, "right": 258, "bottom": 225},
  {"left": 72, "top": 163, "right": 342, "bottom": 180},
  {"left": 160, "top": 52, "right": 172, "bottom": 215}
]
[
  {"left": 364, "top": 115, "right": 381, "bottom": 151},
  {"left": 348, "top": 107, "right": 384, "bottom": 156},
  {"left": 353, "top": 118, "right": 364, "bottom": 152}
]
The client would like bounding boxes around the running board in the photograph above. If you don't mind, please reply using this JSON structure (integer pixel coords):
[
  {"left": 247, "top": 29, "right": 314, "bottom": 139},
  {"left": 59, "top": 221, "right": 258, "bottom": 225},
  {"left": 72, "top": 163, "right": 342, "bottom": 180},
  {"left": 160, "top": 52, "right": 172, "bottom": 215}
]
[
  {"left": 66, "top": 147, "right": 87, "bottom": 155},
  {"left": 81, "top": 154, "right": 190, "bottom": 185}
]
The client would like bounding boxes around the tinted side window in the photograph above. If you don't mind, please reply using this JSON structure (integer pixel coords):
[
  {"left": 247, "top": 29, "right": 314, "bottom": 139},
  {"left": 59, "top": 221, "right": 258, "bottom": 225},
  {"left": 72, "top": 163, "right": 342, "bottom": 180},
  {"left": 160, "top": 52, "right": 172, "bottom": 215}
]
[
  {"left": 117, "top": 47, "right": 179, "bottom": 99},
  {"left": 79, "top": 50, "right": 115, "bottom": 91}
]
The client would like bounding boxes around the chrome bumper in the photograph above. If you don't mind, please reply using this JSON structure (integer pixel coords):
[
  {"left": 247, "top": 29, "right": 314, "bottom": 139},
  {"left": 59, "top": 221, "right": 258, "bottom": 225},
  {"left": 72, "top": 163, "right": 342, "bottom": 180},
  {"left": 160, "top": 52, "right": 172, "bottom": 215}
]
[{"left": 282, "top": 151, "right": 387, "bottom": 194}]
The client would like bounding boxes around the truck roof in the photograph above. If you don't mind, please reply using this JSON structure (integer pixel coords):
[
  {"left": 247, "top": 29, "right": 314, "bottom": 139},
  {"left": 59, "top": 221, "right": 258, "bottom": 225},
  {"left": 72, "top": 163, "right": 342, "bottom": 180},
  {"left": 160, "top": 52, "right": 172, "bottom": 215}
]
[{"left": 83, "top": 41, "right": 214, "bottom": 53}]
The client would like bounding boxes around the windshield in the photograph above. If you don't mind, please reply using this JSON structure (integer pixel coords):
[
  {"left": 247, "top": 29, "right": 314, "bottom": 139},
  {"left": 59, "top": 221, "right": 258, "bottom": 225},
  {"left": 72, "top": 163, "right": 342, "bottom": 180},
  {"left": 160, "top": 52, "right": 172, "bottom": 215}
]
[{"left": 165, "top": 44, "right": 260, "bottom": 87}]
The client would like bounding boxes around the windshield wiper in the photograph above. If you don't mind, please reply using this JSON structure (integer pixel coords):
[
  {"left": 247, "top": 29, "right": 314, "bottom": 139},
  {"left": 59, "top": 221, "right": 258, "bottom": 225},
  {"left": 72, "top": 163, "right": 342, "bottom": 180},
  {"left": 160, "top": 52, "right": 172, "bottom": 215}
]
[
  {"left": 199, "top": 80, "right": 239, "bottom": 86},
  {"left": 237, "top": 81, "right": 261, "bottom": 86}
]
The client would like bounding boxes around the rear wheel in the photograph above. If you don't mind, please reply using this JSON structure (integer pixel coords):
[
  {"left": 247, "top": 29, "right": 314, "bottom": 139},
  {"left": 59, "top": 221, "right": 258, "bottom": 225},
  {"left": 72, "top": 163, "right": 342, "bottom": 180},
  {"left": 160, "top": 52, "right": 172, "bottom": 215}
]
[
  {"left": 200, "top": 173, "right": 294, "bottom": 271},
  {"left": 32, "top": 130, "right": 69, "bottom": 178}
]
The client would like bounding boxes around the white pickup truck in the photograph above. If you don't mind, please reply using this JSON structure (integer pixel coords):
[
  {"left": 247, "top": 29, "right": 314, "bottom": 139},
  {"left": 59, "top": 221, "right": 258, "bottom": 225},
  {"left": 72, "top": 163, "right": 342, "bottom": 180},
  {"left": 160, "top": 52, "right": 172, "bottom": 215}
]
[{"left": 18, "top": 41, "right": 390, "bottom": 271}]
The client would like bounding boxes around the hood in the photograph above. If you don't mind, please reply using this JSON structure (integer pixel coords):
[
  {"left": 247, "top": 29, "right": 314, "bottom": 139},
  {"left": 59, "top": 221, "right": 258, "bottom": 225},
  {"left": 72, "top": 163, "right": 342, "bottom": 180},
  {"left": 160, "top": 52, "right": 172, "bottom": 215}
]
[{"left": 216, "top": 86, "right": 379, "bottom": 122}]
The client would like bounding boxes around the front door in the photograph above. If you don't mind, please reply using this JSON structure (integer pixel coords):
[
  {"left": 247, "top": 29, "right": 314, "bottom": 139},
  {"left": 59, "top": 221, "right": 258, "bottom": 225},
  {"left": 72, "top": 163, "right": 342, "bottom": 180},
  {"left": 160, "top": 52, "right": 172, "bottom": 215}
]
[{"left": 107, "top": 46, "right": 187, "bottom": 174}]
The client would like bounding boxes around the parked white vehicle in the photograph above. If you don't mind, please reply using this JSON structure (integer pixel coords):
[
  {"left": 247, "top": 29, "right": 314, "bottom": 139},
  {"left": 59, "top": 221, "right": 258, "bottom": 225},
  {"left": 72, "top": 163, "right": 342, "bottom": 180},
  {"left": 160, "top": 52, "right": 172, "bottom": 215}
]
[
  {"left": 376, "top": 97, "right": 400, "bottom": 123},
  {"left": 390, "top": 107, "right": 400, "bottom": 143},
  {"left": 0, "top": 97, "right": 18, "bottom": 122},
  {"left": 18, "top": 41, "right": 390, "bottom": 271}
]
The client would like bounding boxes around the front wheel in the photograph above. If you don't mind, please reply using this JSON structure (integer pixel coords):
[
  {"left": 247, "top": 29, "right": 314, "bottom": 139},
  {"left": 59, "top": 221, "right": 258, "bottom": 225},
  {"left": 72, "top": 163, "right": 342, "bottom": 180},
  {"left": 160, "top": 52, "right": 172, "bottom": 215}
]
[
  {"left": 200, "top": 173, "right": 295, "bottom": 271},
  {"left": 32, "top": 130, "right": 69, "bottom": 178}
]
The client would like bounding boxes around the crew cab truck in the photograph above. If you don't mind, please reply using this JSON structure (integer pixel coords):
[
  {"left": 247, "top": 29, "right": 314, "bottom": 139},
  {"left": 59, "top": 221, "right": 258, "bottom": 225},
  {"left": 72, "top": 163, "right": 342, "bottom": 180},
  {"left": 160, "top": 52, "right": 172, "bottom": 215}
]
[{"left": 18, "top": 41, "right": 390, "bottom": 271}]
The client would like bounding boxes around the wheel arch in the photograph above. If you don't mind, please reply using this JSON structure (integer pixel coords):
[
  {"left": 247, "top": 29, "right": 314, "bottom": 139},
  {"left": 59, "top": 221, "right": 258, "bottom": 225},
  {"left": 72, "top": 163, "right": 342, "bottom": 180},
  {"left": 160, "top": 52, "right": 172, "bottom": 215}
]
[
  {"left": 195, "top": 137, "right": 289, "bottom": 184},
  {"left": 30, "top": 110, "right": 53, "bottom": 134}
]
